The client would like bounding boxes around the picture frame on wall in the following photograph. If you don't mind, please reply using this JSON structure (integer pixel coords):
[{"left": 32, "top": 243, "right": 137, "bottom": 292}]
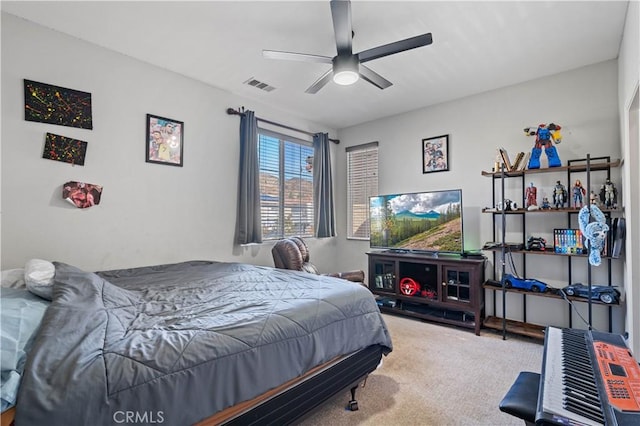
[
  {"left": 422, "top": 134, "right": 449, "bottom": 173},
  {"left": 146, "top": 114, "right": 184, "bottom": 167}
]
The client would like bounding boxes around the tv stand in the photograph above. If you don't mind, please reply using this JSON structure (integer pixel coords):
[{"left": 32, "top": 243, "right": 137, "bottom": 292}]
[{"left": 368, "top": 251, "right": 485, "bottom": 335}]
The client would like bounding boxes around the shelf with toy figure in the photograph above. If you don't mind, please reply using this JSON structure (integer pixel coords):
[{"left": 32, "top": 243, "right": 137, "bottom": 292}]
[
  {"left": 481, "top": 154, "right": 624, "bottom": 339},
  {"left": 480, "top": 158, "right": 620, "bottom": 177},
  {"left": 482, "top": 279, "right": 620, "bottom": 305},
  {"left": 481, "top": 206, "right": 622, "bottom": 214},
  {"left": 480, "top": 246, "right": 620, "bottom": 259},
  {"left": 482, "top": 275, "right": 623, "bottom": 339}
]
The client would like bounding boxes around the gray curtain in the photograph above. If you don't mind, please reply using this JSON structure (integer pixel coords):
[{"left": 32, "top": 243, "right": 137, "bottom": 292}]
[
  {"left": 313, "top": 132, "right": 336, "bottom": 237},
  {"left": 234, "top": 110, "right": 262, "bottom": 244}
]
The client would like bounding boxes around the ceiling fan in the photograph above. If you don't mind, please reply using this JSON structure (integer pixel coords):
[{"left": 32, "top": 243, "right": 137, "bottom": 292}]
[{"left": 262, "top": 0, "right": 433, "bottom": 94}]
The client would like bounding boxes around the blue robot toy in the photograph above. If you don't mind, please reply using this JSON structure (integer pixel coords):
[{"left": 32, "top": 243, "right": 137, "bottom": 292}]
[{"left": 524, "top": 123, "right": 562, "bottom": 169}]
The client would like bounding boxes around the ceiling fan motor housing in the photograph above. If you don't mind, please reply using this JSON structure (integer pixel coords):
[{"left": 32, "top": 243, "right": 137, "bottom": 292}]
[{"left": 333, "top": 55, "right": 360, "bottom": 85}]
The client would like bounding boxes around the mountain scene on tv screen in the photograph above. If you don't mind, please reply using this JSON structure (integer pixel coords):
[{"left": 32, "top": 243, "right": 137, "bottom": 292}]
[{"left": 370, "top": 191, "right": 462, "bottom": 252}]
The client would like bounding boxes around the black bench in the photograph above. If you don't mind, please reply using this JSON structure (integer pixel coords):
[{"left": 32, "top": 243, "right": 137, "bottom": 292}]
[{"left": 499, "top": 371, "right": 541, "bottom": 426}]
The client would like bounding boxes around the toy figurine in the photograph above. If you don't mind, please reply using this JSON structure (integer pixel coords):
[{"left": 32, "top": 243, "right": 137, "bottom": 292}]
[
  {"left": 572, "top": 179, "right": 586, "bottom": 208},
  {"left": 553, "top": 180, "right": 567, "bottom": 209},
  {"left": 579, "top": 204, "right": 609, "bottom": 266},
  {"left": 541, "top": 197, "right": 551, "bottom": 209},
  {"left": 525, "top": 182, "right": 537, "bottom": 208},
  {"left": 599, "top": 178, "right": 618, "bottom": 208},
  {"left": 590, "top": 191, "right": 600, "bottom": 206},
  {"left": 523, "top": 123, "right": 562, "bottom": 169},
  {"left": 493, "top": 149, "right": 502, "bottom": 172}
]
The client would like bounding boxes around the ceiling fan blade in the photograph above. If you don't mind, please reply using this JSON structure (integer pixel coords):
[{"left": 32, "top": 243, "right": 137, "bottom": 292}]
[
  {"left": 330, "top": 0, "right": 353, "bottom": 55},
  {"left": 305, "top": 68, "right": 334, "bottom": 94},
  {"left": 262, "top": 50, "right": 333, "bottom": 64},
  {"left": 359, "top": 65, "right": 393, "bottom": 90},
  {"left": 358, "top": 33, "right": 433, "bottom": 63}
]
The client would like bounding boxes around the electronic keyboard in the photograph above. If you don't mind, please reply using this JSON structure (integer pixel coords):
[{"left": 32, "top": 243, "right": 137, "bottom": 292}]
[{"left": 537, "top": 326, "right": 640, "bottom": 426}]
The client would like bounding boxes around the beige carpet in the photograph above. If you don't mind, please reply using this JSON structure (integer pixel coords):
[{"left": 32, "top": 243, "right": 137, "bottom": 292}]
[{"left": 297, "top": 313, "right": 544, "bottom": 426}]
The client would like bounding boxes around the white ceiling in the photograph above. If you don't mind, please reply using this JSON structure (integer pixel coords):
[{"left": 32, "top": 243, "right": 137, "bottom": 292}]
[{"left": 1, "top": 1, "right": 629, "bottom": 129}]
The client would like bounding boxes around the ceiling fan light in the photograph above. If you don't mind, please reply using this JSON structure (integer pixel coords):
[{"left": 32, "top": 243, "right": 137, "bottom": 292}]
[
  {"left": 332, "top": 55, "right": 360, "bottom": 86},
  {"left": 333, "top": 70, "right": 359, "bottom": 85}
]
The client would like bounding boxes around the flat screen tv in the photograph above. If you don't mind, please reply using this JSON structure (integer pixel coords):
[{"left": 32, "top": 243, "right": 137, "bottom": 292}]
[{"left": 369, "top": 189, "right": 464, "bottom": 254}]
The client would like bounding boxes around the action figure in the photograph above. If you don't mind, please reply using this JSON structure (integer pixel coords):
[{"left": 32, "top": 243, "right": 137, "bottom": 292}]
[
  {"left": 553, "top": 180, "right": 567, "bottom": 209},
  {"left": 524, "top": 123, "right": 562, "bottom": 169},
  {"left": 590, "top": 191, "right": 600, "bottom": 206},
  {"left": 541, "top": 197, "right": 551, "bottom": 209},
  {"left": 599, "top": 178, "right": 618, "bottom": 208},
  {"left": 572, "top": 179, "right": 586, "bottom": 208},
  {"left": 525, "top": 182, "right": 537, "bottom": 208}
]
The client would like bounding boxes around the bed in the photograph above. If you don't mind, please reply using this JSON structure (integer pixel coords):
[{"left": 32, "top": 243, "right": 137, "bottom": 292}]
[{"left": 1, "top": 260, "right": 392, "bottom": 425}]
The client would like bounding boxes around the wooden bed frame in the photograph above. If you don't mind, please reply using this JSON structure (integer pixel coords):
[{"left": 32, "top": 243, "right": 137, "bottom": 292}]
[
  {"left": 0, "top": 408, "right": 13, "bottom": 426},
  {"left": 1, "top": 345, "right": 384, "bottom": 426}
]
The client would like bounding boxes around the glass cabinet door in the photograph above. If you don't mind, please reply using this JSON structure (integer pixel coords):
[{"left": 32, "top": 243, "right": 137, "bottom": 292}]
[
  {"left": 443, "top": 267, "right": 471, "bottom": 303},
  {"left": 372, "top": 260, "right": 396, "bottom": 293}
]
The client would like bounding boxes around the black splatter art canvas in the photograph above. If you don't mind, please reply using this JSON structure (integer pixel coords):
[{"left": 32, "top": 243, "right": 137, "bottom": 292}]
[
  {"left": 24, "top": 79, "right": 93, "bottom": 129},
  {"left": 43, "top": 133, "right": 88, "bottom": 166}
]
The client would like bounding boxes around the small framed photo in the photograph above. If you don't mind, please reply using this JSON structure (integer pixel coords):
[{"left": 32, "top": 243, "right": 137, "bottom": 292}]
[
  {"left": 422, "top": 134, "right": 449, "bottom": 173},
  {"left": 146, "top": 114, "right": 183, "bottom": 166}
]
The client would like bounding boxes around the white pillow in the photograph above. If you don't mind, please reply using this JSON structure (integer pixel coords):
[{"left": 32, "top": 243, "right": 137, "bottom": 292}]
[
  {"left": 1, "top": 269, "right": 25, "bottom": 288},
  {"left": 24, "top": 259, "right": 55, "bottom": 300}
]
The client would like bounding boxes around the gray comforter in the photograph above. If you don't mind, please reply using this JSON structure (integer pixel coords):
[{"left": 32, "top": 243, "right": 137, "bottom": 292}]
[{"left": 15, "top": 261, "right": 392, "bottom": 425}]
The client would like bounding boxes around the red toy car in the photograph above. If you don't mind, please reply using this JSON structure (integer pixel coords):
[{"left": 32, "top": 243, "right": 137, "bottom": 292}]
[{"left": 421, "top": 288, "right": 437, "bottom": 299}]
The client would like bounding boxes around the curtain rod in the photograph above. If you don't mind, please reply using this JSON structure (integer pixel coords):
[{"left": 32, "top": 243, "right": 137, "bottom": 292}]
[{"left": 226, "top": 108, "right": 339, "bottom": 144}]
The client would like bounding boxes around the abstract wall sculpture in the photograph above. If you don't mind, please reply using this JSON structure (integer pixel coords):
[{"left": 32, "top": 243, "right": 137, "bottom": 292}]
[
  {"left": 24, "top": 79, "right": 93, "bottom": 129},
  {"left": 43, "top": 133, "right": 88, "bottom": 166},
  {"left": 62, "top": 181, "right": 103, "bottom": 209}
]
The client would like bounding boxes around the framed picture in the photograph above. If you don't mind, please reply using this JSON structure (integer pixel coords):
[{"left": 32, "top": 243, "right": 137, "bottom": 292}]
[
  {"left": 146, "top": 114, "right": 183, "bottom": 166},
  {"left": 422, "top": 134, "right": 449, "bottom": 173}
]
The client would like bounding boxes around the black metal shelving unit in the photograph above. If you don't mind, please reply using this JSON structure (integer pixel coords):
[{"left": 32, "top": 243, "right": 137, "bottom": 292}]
[{"left": 482, "top": 156, "right": 622, "bottom": 339}]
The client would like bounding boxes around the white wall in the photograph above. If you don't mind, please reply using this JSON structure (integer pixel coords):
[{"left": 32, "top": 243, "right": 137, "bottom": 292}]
[
  {"left": 334, "top": 60, "right": 626, "bottom": 333},
  {"left": 0, "top": 13, "right": 338, "bottom": 272},
  {"left": 617, "top": 0, "right": 640, "bottom": 353},
  {"left": 1, "top": 12, "right": 635, "bottom": 337}
]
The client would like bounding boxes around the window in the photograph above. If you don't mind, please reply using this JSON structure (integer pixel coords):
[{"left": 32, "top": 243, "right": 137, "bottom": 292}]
[
  {"left": 347, "top": 142, "right": 379, "bottom": 239},
  {"left": 258, "top": 129, "right": 314, "bottom": 240}
]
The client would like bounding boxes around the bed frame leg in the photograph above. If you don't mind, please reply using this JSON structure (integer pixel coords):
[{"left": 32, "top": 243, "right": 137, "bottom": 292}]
[{"left": 347, "top": 385, "right": 359, "bottom": 411}]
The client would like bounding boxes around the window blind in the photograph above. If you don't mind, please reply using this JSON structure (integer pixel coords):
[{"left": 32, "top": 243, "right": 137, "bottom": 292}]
[
  {"left": 347, "top": 142, "right": 379, "bottom": 239},
  {"left": 258, "top": 130, "right": 314, "bottom": 240}
]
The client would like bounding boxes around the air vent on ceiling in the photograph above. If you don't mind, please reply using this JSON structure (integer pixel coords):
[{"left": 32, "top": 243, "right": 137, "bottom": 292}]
[{"left": 243, "top": 77, "right": 276, "bottom": 92}]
